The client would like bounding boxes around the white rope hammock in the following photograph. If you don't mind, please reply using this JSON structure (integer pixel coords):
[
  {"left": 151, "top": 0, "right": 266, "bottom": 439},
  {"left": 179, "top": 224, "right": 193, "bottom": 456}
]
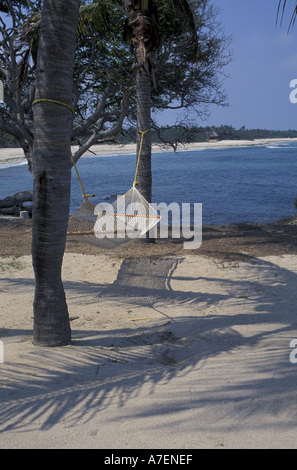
[{"left": 67, "top": 130, "right": 161, "bottom": 248}]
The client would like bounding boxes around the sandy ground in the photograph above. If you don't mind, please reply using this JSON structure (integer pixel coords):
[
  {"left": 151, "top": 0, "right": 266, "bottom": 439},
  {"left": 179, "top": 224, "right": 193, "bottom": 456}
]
[
  {"left": 0, "top": 221, "right": 297, "bottom": 448},
  {"left": 1, "top": 139, "right": 297, "bottom": 449},
  {"left": 1, "top": 137, "right": 297, "bottom": 166}
]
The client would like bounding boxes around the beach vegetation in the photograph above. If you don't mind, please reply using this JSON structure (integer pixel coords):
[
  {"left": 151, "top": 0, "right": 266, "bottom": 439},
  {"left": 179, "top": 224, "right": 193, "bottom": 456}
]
[
  {"left": 0, "top": 256, "right": 23, "bottom": 272},
  {"left": 134, "top": 125, "right": 297, "bottom": 144}
]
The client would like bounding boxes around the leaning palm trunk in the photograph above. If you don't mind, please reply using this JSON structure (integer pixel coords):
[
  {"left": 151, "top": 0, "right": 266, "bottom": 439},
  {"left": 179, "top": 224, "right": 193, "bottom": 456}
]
[
  {"left": 125, "top": 3, "right": 157, "bottom": 204},
  {"left": 135, "top": 64, "right": 152, "bottom": 203},
  {"left": 125, "top": 0, "right": 196, "bottom": 208},
  {"left": 126, "top": 3, "right": 157, "bottom": 243},
  {"left": 31, "top": 0, "right": 80, "bottom": 347}
]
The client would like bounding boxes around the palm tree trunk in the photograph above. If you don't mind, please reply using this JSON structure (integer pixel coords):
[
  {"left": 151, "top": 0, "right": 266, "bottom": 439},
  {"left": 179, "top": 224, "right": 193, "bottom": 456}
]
[
  {"left": 127, "top": 3, "right": 154, "bottom": 242},
  {"left": 135, "top": 65, "right": 152, "bottom": 203},
  {"left": 31, "top": 0, "right": 80, "bottom": 347},
  {"left": 124, "top": 1, "right": 155, "bottom": 207}
]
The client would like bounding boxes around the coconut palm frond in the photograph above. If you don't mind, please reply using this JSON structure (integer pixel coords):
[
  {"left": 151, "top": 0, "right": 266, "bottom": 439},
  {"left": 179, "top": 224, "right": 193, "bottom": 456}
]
[
  {"left": 78, "top": 1, "right": 110, "bottom": 37},
  {"left": 18, "top": 2, "right": 110, "bottom": 54},
  {"left": 160, "top": 0, "right": 198, "bottom": 57},
  {"left": 171, "top": 0, "right": 196, "bottom": 31},
  {"left": 277, "top": 0, "right": 297, "bottom": 31},
  {"left": 17, "top": 12, "right": 41, "bottom": 48},
  {"left": 276, "top": 0, "right": 287, "bottom": 24},
  {"left": 15, "top": 13, "right": 41, "bottom": 85},
  {"left": 289, "top": 5, "right": 297, "bottom": 30}
]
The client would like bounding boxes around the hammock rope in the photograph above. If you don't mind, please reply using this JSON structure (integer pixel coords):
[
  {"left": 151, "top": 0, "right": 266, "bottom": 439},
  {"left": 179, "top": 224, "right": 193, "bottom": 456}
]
[
  {"left": 70, "top": 153, "right": 95, "bottom": 200},
  {"left": 133, "top": 128, "right": 150, "bottom": 187}
]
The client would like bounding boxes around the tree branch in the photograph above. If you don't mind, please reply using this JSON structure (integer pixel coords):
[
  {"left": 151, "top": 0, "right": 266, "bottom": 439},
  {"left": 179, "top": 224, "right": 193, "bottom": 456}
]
[
  {"left": 0, "top": 117, "right": 23, "bottom": 141},
  {"left": 72, "top": 89, "right": 132, "bottom": 162},
  {"left": 71, "top": 81, "right": 114, "bottom": 138}
]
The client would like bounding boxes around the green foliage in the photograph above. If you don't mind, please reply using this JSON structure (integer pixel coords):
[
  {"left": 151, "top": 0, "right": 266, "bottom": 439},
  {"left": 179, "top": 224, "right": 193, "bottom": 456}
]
[
  {"left": 151, "top": 0, "right": 232, "bottom": 120},
  {"left": 73, "top": 4, "right": 134, "bottom": 126},
  {"left": 0, "top": 0, "right": 32, "bottom": 13},
  {"left": 122, "top": 124, "right": 297, "bottom": 145},
  {"left": 0, "top": 256, "right": 23, "bottom": 272}
]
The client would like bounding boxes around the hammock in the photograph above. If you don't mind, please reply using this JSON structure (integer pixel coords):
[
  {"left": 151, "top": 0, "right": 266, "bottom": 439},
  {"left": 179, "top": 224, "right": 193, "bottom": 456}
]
[{"left": 67, "top": 130, "right": 161, "bottom": 248}]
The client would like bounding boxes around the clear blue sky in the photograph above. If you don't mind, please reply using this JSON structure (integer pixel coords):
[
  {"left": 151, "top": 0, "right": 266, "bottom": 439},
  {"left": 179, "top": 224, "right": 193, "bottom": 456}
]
[{"left": 161, "top": 0, "right": 297, "bottom": 131}]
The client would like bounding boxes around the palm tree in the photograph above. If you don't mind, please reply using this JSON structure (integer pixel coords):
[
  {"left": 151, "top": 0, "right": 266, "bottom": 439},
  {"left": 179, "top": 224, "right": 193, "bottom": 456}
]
[
  {"left": 32, "top": 0, "right": 80, "bottom": 346},
  {"left": 122, "top": 0, "right": 157, "bottom": 203},
  {"left": 123, "top": 0, "right": 197, "bottom": 204},
  {"left": 80, "top": 0, "right": 197, "bottom": 204}
]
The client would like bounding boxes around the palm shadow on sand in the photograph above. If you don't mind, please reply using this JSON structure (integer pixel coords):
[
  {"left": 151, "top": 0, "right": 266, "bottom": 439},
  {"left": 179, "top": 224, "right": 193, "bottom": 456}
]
[{"left": 1, "top": 255, "right": 297, "bottom": 434}]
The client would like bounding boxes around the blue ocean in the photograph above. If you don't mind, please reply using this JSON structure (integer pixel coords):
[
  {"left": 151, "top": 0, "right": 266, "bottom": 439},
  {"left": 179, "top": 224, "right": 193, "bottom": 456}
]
[{"left": 0, "top": 141, "right": 297, "bottom": 225}]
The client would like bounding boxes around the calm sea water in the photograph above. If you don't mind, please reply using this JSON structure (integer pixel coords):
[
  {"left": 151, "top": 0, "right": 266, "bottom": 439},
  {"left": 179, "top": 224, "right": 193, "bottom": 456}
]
[{"left": 1, "top": 142, "right": 297, "bottom": 225}]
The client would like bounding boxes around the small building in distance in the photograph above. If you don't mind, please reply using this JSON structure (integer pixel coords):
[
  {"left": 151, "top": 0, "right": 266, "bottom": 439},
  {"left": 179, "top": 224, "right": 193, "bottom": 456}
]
[{"left": 206, "top": 128, "right": 219, "bottom": 143}]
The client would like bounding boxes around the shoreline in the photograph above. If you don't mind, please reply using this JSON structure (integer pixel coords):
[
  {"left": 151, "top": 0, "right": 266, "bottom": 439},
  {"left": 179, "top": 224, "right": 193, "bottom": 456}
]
[
  {"left": 1, "top": 137, "right": 297, "bottom": 167},
  {"left": 0, "top": 215, "right": 297, "bottom": 259}
]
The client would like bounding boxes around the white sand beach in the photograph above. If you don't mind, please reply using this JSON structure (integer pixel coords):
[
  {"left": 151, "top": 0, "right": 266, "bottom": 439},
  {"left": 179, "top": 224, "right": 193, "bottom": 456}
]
[
  {"left": 1, "top": 248, "right": 297, "bottom": 449},
  {"left": 1, "top": 137, "right": 297, "bottom": 167}
]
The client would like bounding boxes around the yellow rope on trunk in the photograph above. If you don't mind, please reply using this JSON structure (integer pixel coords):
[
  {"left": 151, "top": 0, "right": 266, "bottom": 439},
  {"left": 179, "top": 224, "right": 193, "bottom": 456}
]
[
  {"left": 32, "top": 98, "right": 75, "bottom": 116},
  {"left": 133, "top": 128, "right": 150, "bottom": 187}
]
